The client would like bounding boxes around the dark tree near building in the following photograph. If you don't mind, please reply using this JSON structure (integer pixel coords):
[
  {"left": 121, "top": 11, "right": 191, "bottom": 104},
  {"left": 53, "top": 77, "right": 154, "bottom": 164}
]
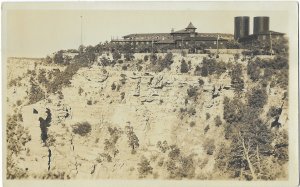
[
  {"left": 180, "top": 60, "right": 189, "bottom": 73},
  {"left": 84, "top": 45, "right": 97, "bottom": 63},
  {"left": 53, "top": 50, "right": 65, "bottom": 64}
]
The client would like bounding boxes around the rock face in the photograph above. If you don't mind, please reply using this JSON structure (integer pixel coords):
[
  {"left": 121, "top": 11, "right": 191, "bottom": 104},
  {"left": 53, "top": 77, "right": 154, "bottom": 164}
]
[{"left": 5, "top": 54, "right": 289, "bottom": 180}]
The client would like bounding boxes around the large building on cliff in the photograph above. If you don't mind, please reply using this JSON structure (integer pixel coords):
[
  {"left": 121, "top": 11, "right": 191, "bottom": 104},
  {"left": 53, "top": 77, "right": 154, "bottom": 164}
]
[{"left": 111, "top": 22, "right": 233, "bottom": 52}]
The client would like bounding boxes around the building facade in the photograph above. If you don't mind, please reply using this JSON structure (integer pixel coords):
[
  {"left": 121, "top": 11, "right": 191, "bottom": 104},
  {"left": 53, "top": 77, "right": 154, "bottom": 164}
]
[{"left": 111, "top": 22, "right": 232, "bottom": 52}]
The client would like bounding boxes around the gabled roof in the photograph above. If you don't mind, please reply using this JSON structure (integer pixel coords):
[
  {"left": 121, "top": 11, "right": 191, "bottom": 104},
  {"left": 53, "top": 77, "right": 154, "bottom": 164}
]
[
  {"left": 186, "top": 22, "right": 197, "bottom": 29},
  {"left": 123, "top": 33, "right": 171, "bottom": 38},
  {"left": 172, "top": 29, "right": 190, "bottom": 34}
]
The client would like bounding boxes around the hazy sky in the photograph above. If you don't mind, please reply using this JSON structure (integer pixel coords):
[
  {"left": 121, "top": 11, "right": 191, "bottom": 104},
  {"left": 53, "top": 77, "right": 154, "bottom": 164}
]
[{"left": 4, "top": 9, "right": 289, "bottom": 58}]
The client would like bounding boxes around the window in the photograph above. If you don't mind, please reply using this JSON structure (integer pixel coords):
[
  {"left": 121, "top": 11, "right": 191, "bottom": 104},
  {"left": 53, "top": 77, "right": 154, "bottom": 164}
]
[
  {"left": 214, "top": 41, "right": 217, "bottom": 45},
  {"left": 262, "top": 35, "right": 266, "bottom": 40}
]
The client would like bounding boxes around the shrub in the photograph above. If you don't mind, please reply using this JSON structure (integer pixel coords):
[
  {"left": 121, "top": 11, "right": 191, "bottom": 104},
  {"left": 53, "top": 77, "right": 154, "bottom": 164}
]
[
  {"left": 16, "top": 100, "right": 22, "bottom": 106},
  {"left": 231, "top": 64, "right": 244, "bottom": 92},
  {"left": 180, "top": 59, "right": 189, "bottom": 73},
  {"left": 112, "top": 51, "right": 121, "bottom": 61},
  {"left": 137, "top": 65, "right": 143, "bottom": 71},
  {"left": 234, "top": 53, "right": 240, "bottom": 61},
  {"left": 120, "top": 92, "right": 125, "bottom": 100},
  {"left": 100, "top": 57, "right": 111, "bottom": 66},
  {"left": 161, "top": 52, "right": 173, "bottom": 70},
  {"left": 204, "top": 125, "right": 210, "bottom": 134},
  {"left": 201, "top": 57, "right": 227, "bottom": 77},
  {"left": 111, "top": 82, "right": 116, "bottom": 90},
  {"left": 214, "top": 115, "right": 222, "bottom": 127},
  {"left": 150, "top": 53, "right": 157, "bottom": 63},
  {"left": 187, "top": 86, "right": 198, "bottom": 98},
  {"left": 223, "top": 96, "right": 245, "bottom": 124},
  {"left": 267, "top": 106, "right": 281, "bottom": 118},
  {"left": 47, "top": 62, "right": 86, "bottom": 94},
  {"left": 187, "top": 107, "right": 196, "bottom": 116},
  {"left": 144, "top": 55, "right": 149, "bottom": 62},
  {"left": 206, "top": 113, "right": 211, "bottom": 120},
  {"left": 247, "top": 60, "right": 260, "bottom": 81},
  {"left": 157, "top": 140, "right": 169, "bottom": 153},
  {"left": 190, "top": 121, "right": 196, "bottom": 127},
  {"left": 203, "top": 139, "right": 215, "bottom": 155},
  {"left": 78, "top": 87, "right": 84, "bottom": 95},
  {"left": 194, "top": 65, "right": 201, "bottom": 76},
  {"left": 104, "top": 127, "right": 121, "bottom": 157},
  {"left": 124, "top": 52, "right": 134, "bottom": 61},
  {"left": 53, "top": 50, "right": 65, "bottom": 64},
  {"left": 247, "top": 87, "right": 267, "bottom": 109},
  {"left": 168, "top": 145, "right": 181, "bottom": 160},
  {"left": 87, "top": 100, "right": 93, "bottom": 105},
  {"left": 122, "top": 65, "right": 127, "bottom": 70},
  {"left": 28, "top": 83, "right": 45, "bottom": 104},
  {"left": 38, "top": 69, "right": 48, "bottom": 85},
  {"left": 198, "top": 78, "right": 204, "bottom": 86},
  {"left": 125, "top": 126, "right": 139, "bottom": 153},
  {"left": 138, "top": 156, "right": 153, "bottom": 178},
  {"left": 7, "top": 114, "right": 31, "bottom": 179},
  {"left": 72, "top": 122, "right": 92, "bottom": 136},
  {"left": 45, "top": 56, "right": 52, "bottom": 63}
]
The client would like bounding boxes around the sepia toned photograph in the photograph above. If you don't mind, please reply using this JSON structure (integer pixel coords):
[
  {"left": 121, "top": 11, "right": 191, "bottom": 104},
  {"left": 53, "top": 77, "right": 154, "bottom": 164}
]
[{"left": 2, "top": 1, "right": 299, "bottom": 187}]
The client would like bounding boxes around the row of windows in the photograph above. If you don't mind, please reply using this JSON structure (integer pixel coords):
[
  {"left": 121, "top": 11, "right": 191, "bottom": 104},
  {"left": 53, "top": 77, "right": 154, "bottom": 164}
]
[
  {"left": 112, "top": 41, "right": 225, "bottom": 46},
  {"left": 177, "top": 41, "right": 223, "bottom": 45},
  {"left": 128, "top": 36, "right": 171, "bottom": 40}
]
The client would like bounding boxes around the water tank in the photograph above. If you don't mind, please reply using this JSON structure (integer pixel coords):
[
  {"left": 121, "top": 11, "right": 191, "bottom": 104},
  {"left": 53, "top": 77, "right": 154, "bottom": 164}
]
[
  {"left": 253, "top": 16, "right": 269, "bottom": 34},
  {"left": 234, "top": 16, "right": 250, "bottom": 40}
]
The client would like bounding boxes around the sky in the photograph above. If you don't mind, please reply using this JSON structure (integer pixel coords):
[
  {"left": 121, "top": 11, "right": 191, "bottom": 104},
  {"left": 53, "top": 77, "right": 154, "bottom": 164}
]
[{"left": 3, "top": 8, "right": 289, "bottom": 58}]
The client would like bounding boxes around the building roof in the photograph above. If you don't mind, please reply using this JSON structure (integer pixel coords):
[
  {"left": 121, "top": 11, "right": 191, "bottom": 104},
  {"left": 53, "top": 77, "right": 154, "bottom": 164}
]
[
  {"left": 112, "top": 39, "right": 160, "bottom": 42},
  {"left": 123, "top": 33, "right": 171, "bottom": 38},
  {"left": 181, "top": 36, "right": 228, "bottom": 41},
  {"left": 255, "top": 30, "right": 285, "bottom": 35},
  {"left": 238, "top": 30, "right": 285, "bottom": 42},
  {"left": 198, "top": 33, "right": 234, "bottom": 39},
  {"left": 172, "top": 29, "right": 190, "bottom": 34},
  {"left": 186, "top": 22, "right": 197, "bottom": 29}
]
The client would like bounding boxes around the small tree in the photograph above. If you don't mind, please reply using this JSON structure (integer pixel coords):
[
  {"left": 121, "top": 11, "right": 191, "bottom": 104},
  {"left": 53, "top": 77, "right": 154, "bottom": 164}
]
[
  {"left": 214, "top": 115, "right": 222, "bottom": 127},
  {"left": 231, "top": 64, "right": 244, "bottom": 93},
  {"left": 180, "top": 59, "right": 189, "bottom": 73},
  {"left": 72, "top": 122, "right": 92, "bottom": 136},
  {"left": 247, "top": 87, "right": 268, "bottom": 109},
  {"left": 125, "top": 126, "right": 139, "bottom": 153},
  {"left": 45, "top": 56, "right": 52, "bottom": 63},
  {"left": 137, "top": 156, "right": 153, "bottom": 178},
  {"left": 53, "top": 50, "right": 64, "bottom": 64},
  {"left": 112, "top": 51, "right": 122, "bottom": 61}
]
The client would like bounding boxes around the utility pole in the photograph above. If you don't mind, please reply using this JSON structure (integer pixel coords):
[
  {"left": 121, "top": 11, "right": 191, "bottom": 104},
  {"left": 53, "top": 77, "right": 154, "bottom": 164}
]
[
  {"left": 181, "top": 38, "right": 183, "bottom": 55},
  {"left": 80, "top": 15, "right": 83, "bottom": 46},
  {"left": 270, "top": 31, "right": 273, "bottom": 56},
  {"left": 216, "top": 35, "right": 219, "bottom": 56}
]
